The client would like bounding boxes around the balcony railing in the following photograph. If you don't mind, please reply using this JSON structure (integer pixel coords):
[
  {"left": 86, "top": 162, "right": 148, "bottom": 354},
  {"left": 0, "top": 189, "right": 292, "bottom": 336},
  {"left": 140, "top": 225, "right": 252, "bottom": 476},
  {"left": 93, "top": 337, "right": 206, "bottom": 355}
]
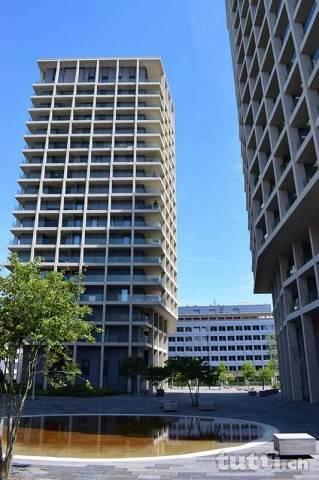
[
  {"left": 133, "top": 256, "right": 161, "bottom": 264},
  {"left": 80, "top": 293, "right": 103, "bottom": 302}
]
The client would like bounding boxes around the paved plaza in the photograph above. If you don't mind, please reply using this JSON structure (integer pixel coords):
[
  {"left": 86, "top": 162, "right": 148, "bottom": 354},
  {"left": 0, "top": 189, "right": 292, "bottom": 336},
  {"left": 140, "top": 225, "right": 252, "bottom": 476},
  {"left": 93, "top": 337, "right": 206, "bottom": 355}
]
[{"left": 10, "top": 389, "right": 319, "bottom": 479}]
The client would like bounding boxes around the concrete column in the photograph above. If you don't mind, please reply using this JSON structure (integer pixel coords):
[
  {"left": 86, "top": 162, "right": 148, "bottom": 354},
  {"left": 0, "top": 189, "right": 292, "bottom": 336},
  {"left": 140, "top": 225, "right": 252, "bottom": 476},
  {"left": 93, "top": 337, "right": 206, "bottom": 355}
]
[
  {"left": 279, "top": 329, "right": 292, "bottom": 398},
  {"left": 301, "top": 315, "right": 319, "bottom": 403},
  {"left": 286, "top": 321, "right": 303, "bottom": 400}
]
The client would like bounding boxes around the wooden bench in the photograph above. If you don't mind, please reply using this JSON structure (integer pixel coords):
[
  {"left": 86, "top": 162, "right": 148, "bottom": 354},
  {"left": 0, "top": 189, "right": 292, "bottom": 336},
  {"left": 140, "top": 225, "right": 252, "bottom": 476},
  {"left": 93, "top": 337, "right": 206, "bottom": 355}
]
[{"left": 273, "top": 433, "right": 317, "bottom": 456}]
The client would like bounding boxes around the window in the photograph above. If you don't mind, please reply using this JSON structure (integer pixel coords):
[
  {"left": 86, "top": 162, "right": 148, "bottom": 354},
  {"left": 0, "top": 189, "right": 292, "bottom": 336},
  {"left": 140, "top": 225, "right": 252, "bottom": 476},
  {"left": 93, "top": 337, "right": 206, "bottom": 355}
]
[
  {"left": 220, "top": 356, "right": 227, "bottom": 361},
  {"left": 177, "top": 346, "right": 184, "bottom": 352},
  {"left": 244, "top": 325, "right": 251, "bottom": 330},
  {"left": 254, "top": 355, "right": 262, "bottom": 360},
  {"left": 169, "top": 336, "right": 175, "bottom": 342},
  {"left": 253, "top": 335, "right": 261, "bottom": 340},
  {"left": 177, "top": 326, "right": 184, "bottom": 332},
  {"left": 210, "top": 346, "right": 218, "bottom": 351},
  {"left": 227, "top": 326, "right": 234, "bottom": 331},
  {"left": 99, "top": 66, "right": 116, "bottom": 83},
  {"left": 237, "top": 355, "right": 245, "bottom": 361},
  {"left": 194, "top": 336, "right": 201, "bottom": 342},
  {"left": 228, "top": 345, "right": 236, "bottom": 351},
  {"left": 252, "top": 325, "right": 260, "bottom": 330},
  {"left": 245, "top": 345, "right": 253, "bottom": 350},
  {"left": 228, "top": 356, "right": 236, "bottom": 361},
  {"left": 210, "top": 326, "right": 218, "bottom": 331},
  {"left": 79, "top": 66, "right": 96, "bottom": 82},
  {"left": 185, "top": 327, "right": 192, "bottom": 332},
  {"left": 185, "top": 346, "right": 192, "bottom": 352},
  {"left": 176, "top": 337, "right": 184, "bottom": 342},
  {"left": 246, "top": 355, "right": 253, "bottom": 361},
  {"left": 244, "top": 335, "right": 252, "bottom": 340},
  {"left": 59, "top": 67, "right": 76, "bottom": 83},
  {"left": 211, "top": 356, "right": 218, "bottom": 361},
  {"left": 193, "top": 327, "right": 200, "bottom": 333},
  {"left": 202, "top": 346, "right": 209, "bottom": 351},
  {"left": 43, "top": 68, "right": 56, "bottom": 83},
  {"left": 219, "top": 336, "right": 226, "bottom": 341},
  {"left": 236, "top": 335, "right": 243, "bottom": 341},
  {"left": 219, "top": 345, "right": 227, "bottom": 351},
  {"left": 237, "top": 345, "right": 244, "bottom": 351},
  {"left": 194, "top": 346, "right": 201, "bottom": 352},
  {"left": 169, "top": 346, "right": 176, "bottom": 352},
  {"left": 228, "top": 336, "right": 235, "bottom": 341},
  {"left": 254, "top": 345, "right": 261, "bottom": 350},
  {"left": 210, "top": 336, "right": 218, "bottom": 341},
  {"left": 219, "top": 326, "right": 226, "bottom": 331},
  {"left": 235, "top": 325, "right": 243, "bottom": 330}
]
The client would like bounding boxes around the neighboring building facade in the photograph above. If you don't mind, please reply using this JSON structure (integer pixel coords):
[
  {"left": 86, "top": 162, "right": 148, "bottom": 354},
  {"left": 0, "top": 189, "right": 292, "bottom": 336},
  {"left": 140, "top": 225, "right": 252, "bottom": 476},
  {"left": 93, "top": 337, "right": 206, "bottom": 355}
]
[
  {"left": 169, "top": 304, "right": 275, "bottom": 372},
  {"left": 226, "top": 1, "right": 319, "bottom": 401},
  {"left": 10, "top": 57, "right": 177, "bottom": 391}
]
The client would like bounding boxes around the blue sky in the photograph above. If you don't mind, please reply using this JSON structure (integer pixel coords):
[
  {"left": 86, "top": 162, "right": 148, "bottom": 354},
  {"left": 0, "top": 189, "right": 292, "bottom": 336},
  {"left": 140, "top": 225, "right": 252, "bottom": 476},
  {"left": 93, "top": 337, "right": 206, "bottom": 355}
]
[{"left": 0, "top": 0, "right": 271, "bottom": 306}]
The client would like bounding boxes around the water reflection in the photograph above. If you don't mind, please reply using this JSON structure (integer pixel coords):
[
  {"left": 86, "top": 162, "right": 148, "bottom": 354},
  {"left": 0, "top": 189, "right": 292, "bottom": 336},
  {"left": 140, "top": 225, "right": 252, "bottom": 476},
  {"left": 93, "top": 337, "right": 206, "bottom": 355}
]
[{"left": 11, "top": 415, "right": 264, "bottom": 458}]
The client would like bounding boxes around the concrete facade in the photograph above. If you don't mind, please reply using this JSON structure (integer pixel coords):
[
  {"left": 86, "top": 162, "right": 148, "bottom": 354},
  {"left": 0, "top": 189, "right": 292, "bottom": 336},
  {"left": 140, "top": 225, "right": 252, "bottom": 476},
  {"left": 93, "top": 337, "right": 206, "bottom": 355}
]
[
  {"left": 225, "top": 0, "right": 319, "bottom": 401},
  {"left": 169, "top": 304, "right": 275, "bottom": 372},
  {"left": 10, "top": 58, "right": 177, "bottom": 391}
]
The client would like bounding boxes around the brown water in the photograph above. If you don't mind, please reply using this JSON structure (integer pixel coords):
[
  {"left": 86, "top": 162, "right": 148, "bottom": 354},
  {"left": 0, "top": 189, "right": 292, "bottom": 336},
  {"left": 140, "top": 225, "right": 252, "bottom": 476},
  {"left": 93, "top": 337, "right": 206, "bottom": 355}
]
[{"left": 12, "top": 415, "right": 263, "bottom": 458}]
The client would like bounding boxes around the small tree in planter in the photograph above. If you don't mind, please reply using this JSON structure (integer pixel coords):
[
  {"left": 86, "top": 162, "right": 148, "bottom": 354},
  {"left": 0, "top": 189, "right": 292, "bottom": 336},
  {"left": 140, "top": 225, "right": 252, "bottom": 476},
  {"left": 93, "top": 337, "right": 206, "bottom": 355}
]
[
  {"left": 216, "top": 361, "right": 228, "bottom": 388},
  {"left": 257, "top": 360, "right": 277, "bottom": 390},
  {"left": 241, "top": 361, "right": 256, "bottom": 388},
  {"left": 144, "top": 366, "right": 170, "bottom": 395},
  {"left": 166, "top": 358, "right": 209, "bottom": 407},
  {"left": 0, "top": 255, "right": 94, "bottom": 480}
]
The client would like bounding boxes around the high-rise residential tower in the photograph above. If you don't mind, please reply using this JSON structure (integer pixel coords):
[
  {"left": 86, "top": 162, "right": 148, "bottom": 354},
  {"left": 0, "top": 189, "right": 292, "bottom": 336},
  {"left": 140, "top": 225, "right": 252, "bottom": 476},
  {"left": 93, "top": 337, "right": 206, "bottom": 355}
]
[
  {"left": 10, "top": 58, "right": 177, "bottom": 391},
  {"left": 226, "top": 1, "right": 319, "bottom": 402}
]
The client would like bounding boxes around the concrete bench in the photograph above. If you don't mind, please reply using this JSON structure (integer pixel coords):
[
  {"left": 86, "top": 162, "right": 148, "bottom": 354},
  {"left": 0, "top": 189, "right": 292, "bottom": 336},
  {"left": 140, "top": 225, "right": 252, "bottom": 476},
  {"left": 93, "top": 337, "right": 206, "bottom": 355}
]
[
  {"left": 163, "top": 401, "right": 178, "bottom": 412},
  {"left": 273, "top": 433, "right": 317, "bottom": 456},
  {"left": 199, "top": 401, "right": 215, "bottom": 411}
]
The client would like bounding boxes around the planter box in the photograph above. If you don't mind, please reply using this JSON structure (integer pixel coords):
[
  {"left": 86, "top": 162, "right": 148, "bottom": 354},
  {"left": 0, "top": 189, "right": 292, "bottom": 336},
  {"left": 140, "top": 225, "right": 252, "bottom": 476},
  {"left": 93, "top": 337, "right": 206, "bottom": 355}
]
[{"left": 273, "top": 433, "right": 316, "bottom": 456}]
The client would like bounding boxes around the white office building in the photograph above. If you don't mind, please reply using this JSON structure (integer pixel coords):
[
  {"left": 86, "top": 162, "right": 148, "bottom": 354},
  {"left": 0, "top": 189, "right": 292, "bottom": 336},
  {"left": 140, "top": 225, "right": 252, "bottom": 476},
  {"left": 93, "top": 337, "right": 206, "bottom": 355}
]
[{"left": 169, "top": 304, "right": 275, "bottom": 372}]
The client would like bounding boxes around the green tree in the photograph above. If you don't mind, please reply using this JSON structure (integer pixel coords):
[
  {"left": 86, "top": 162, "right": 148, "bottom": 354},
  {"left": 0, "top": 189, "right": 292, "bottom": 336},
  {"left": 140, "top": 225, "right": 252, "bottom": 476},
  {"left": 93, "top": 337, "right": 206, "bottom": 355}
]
[
  {"left": 202, "top": 366, "right": 218, "bottom": 389},
  {"left": 216, "top": 361, "right": 228, "bottom": 387},
  {"left": 257, "top": 367, "right": 272, "bottom": 390},
  {"left": 166, "top": 358, "right": 209, "bottom": 406},
  {"left": 0, "top": 255, "right": 94, "bottom": 480},
  {"left": 144, "top": 365, "right": 170, "bottom": 392},
  {"left": 120, "top": 356, "right": 146, "bottom": 393},
  {"left": 241, "top": 361, "right": 256, "bottom": 387},
  {"left": 258, "top": 359, "right": 277, "bottom": 389}
]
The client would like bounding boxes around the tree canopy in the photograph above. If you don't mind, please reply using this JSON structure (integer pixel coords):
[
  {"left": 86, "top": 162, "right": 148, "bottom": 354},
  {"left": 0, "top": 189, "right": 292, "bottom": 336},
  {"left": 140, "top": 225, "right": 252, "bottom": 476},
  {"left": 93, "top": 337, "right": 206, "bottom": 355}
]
[{"left": 0, "top": 254, "right": 94, "bottom": 480}]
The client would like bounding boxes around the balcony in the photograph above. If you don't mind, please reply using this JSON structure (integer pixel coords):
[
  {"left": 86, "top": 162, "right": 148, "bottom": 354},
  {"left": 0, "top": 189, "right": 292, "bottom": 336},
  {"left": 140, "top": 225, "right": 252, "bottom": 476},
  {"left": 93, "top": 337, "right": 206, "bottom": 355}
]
[
  {"left": 133, "top": 256, "right": 161, "bottom": 264},
  {"left": 80, "top": 293, "right": 104, "bottom": 302},
  {"left": 134, "top": 238, "right": 161, "bottom": 245},
  {"left": 130, "top": 294, "right": 162, "bottom": 303},
  {"left": 83, "top": 256, "right": 105, "bottom": 264},
  {"left": 59, "top": 256, "right": 80, "bottom": 263},
  {"left": 84, "top": 274, "right": 105, "bottom": 283},
  {"left": 108, "top": 256, "right": 131, "bottom": 263},
  {"left": 135, "top": 203, "right": 160, "bottom": 211}
]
